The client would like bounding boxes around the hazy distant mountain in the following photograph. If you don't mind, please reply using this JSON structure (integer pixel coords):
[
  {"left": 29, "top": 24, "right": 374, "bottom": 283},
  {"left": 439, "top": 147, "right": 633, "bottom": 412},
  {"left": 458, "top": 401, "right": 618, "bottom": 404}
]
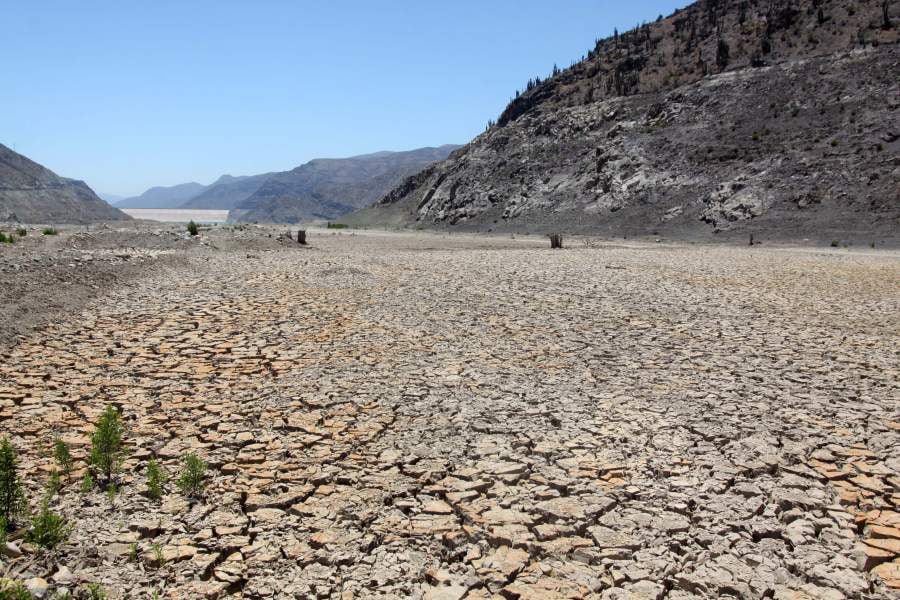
[
  {"left": 99, "top": 192, "right": 125, "bottom": 205},
  {"left": 229, "top": 145, "right": 461, "bottom": 223},
  {"left": 0, "top": 143, "right": 130, "bottom": 224},
  {"left": 115, "top": 182, "right": 208, "bottom": 209},
  {"left": 179, "top": 173, "right": 273, "bottom": 210}
]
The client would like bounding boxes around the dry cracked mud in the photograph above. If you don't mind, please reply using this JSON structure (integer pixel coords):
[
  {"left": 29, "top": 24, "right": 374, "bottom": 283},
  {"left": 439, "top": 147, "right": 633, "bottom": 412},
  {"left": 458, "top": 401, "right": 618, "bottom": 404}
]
[{"left": 0, "top": 230, "right": 898, "bottom": 599}]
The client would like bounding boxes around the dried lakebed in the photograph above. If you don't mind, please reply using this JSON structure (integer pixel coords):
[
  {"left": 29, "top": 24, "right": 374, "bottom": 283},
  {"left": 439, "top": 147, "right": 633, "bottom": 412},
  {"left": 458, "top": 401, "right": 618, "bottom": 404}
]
[{"left": 1, "top": 232, "right": 898, "bottom": 599}]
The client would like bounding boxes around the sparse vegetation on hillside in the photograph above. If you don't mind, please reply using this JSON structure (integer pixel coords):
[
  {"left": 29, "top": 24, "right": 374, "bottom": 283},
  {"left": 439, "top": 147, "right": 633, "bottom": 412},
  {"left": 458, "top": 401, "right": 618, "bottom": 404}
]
[
  {"left": 89, "top": 405, "right": 125, "bottom": 486},
  {"left": 42, "top": 227, "right": 58, "bottom": 235},
  {"left": 176, "top": 453, "right": 208, "bottom": 498},
  {"left": 187, "top": 220, "right": 199, "bottom": 236},
  {"left": 25, "top": 500, "right": 69, "bottom": 549},
  {"left": 0, "top": 438, "right": 27, "bottom": 528},
  {"left": 145, "top": 459, "right": 167, "bottom": 501}
]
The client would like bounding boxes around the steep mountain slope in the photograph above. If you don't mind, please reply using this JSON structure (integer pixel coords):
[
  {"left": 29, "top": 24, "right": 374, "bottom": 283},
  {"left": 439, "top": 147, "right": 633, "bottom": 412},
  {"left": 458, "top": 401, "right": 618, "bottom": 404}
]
[
  {"left": 179, "top": 173, "right": 273, "bottom": 210},
  {"left": 352, "top": 0, "right": 899, "bottom": 242},
  {"left": 114, "top": 182, "right": 207, "bottom": 209},
  {"left": 228, "top": 146, "right": 460, "bottom": 223},
  {"left": 0, "top": 144, "right": 130, "bottom": 223}
]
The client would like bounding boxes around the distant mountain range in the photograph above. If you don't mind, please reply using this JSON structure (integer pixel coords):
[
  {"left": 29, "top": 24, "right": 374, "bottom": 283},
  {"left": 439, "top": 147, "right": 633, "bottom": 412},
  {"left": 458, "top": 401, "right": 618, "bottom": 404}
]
[
  {"left": 114, "top": 182, "right": 207, "bottom": 209},
  {"left": 229, "top": 146, "right": 461, "bottom": 223},
  {"left": 0, "top": 144, "right": 129, "bottom": 224},
  {"left": 111, "top": 145, "right": 460, "bottom": 223},
  {"left": 179, "top": 173, "right": 273, "bottom": 210}
]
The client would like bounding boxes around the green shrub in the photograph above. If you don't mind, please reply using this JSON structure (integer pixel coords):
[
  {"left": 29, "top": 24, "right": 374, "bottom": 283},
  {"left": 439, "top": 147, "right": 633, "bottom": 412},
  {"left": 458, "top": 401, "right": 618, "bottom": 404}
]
[
  {"left": 145, "top": 459, "right": 167, "bottom": 502},
  {"left": 79, "top": 471, "right": 93, "bottom": 494},
  {"left": 89, "top": 405, "right": 125, "bottom": 485},
  {"left": 15, "top": 228, "right": 26, "bottom": 237},
  {"left": 82, "top": 584, "right": 107, "bottom": 600},
  {"left": 0, "top": 580, "right": 32, "bottom": 600},
  {"left": 151, "top": 542, "right": 165, "bottom": 567},
  {"left": 830, "top": 240, "right": 840, "bottom": 247},
  {"left": 326, "top": 222, "right": 348, "bottom": 229},
  {"left": 53, "top": 438, "right": 73, "bottom": 478},
  {"left": 46, "top": 470, "right": 61, "bottom": 497},
  {"left": 187, "top": 220, "right": 199, "bottom": 236},
  {"left": 41, "top": 227, "right": 58, "bottom": 236},
  {"left": 176, "top": 453, "right": 208, "bottom": 498},
  {"left": 0, "top": 233, "right": 9, "bottom": 244},
  {"left": 25, "top": 500, "right": 69, "bottom": 549},
  {"left": 0, "top": 438, "right": 27, "bottom": 528}
]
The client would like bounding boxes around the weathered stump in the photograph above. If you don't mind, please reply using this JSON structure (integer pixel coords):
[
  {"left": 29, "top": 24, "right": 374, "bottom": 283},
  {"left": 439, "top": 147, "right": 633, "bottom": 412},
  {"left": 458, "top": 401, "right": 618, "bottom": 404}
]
[
  {"left": 297, "top": 230, "right": 307, "bottom": 245},
  {"left": 549, "top": 234, "right": 563, "bottom": 249}
]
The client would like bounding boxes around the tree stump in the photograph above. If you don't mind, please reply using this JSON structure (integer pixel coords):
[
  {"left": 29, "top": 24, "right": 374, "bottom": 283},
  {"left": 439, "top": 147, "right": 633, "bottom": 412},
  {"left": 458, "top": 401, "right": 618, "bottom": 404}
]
[
  {"left": 297, "top": 230, "right": 307, "bottom": 245},
  {"left": 549, "top": 234, "right": 563, "bottom": 249}
]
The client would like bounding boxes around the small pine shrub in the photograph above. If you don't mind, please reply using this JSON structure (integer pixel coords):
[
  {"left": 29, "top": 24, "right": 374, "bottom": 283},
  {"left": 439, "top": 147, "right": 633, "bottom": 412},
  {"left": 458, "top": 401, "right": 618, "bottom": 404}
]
[
  {"left": 79, "top": 471, "right": 94, "bottom": 494},
  {"left": 145, "top": 459, "right": 167, "bottom": 502},
  {"left": 25, "top": 500, "right": 69, "bottom": 549},
  {"left": 41, "top": 227, "right": 58, "bottom": 236},
  {"left": 0, "top": 438, "right": 27, "bottom": 528},
  {"left": 831, "top": 240, "right": 840, "bottom": 247},
  {"left": 53, "top": 438, "right": 73, "bottom": 478},
  {"left": 176, "top": 453, "right": 208, "bottom": 498},
  {"left": 0, "top": 233, "right": 10, "bottom": 244},
  {"left": 187, "top": 220, "right": 199, "bottom": 236},
  {"left": 15, "top": 228, "right": 26, "bottom": 237},
  {"left": 46, "top": 470, "right": 61, "bottom": 497},
  {"left": 151, "top": 542, "right": 165, "bottom": 567},
  {"left": 83, "top": 584, "right": 107, "bottom": 600},
  {"left": 89, "top": 405, "right": 124, "bottom": 485},
  {"left": 0, "top": 580, "right": 32, "bottom": 600}
]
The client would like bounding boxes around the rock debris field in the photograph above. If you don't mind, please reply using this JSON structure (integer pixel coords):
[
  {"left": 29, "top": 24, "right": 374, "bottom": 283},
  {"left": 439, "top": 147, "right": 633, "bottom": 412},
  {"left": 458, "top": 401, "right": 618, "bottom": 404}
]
[{"left": 0, "top": 229, "right": 898, "bottom": 599}]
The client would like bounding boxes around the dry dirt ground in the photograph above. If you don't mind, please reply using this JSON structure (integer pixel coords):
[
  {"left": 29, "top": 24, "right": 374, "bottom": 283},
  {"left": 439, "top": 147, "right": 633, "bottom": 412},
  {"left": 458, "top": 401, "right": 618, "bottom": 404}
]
[{"left": 0, "top": 227, "right": 898, "bottom": 599}]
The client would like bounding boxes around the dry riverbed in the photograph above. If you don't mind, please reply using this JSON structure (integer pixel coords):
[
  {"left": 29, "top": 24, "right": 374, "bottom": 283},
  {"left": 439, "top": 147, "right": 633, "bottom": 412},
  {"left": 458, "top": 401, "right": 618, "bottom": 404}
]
[{"left": 0, "top": 226, "right": 898, "bottom": 599}]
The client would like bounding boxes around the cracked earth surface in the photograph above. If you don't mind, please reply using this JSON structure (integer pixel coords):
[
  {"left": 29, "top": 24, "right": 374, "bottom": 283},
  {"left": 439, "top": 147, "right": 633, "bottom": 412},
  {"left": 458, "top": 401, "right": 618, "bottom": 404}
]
[{"left": 1, "top": 231, "right": 898, "bottom": 599}]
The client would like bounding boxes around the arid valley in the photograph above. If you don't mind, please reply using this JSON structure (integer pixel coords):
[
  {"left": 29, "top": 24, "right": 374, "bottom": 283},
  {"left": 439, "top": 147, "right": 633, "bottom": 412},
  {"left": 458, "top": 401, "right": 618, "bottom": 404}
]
[{"left": 0, "top": 224, "right": 897, "bottom": 598}]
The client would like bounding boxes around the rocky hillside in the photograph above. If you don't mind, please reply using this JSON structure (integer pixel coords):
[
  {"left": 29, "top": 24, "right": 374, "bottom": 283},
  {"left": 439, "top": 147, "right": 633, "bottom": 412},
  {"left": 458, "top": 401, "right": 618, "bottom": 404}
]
[
  {"left": 351, "top": 0, "right": 899, "bottom": 243},
  {"left": 0, "top": 144, "right": 130, "bottom": 224},
  {"left": 179, "top": 174, "right": 274, "bottom": 210},
  {"left": 114, "top": 182, "right": 207, "bottom": 209},
  {"left": 229, "top": 146, "right": 460, "bottom": 223}
]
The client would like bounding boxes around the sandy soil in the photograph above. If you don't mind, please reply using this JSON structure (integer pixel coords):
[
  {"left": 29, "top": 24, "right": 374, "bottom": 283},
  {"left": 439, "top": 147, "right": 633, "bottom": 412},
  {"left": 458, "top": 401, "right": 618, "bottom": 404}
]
[{"left": 0, "top": 226, "right": 897, "bottom": 599}]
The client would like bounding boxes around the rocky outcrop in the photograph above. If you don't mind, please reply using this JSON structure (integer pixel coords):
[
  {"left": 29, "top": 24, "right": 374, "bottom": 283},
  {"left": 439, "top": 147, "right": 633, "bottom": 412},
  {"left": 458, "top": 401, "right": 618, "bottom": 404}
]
[
  {"left": 0, "top": 144, "right": 130, "bottom": 224},
  {"left": 229, "top": 146, "right": 461, "bottom": 224},
  {"left": 351, "top": 0, "right": 899, "bottom": 243}
]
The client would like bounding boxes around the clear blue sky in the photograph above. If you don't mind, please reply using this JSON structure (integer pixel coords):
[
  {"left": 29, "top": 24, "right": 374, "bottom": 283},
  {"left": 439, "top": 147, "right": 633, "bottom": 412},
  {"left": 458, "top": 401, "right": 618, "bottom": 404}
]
[{"left": 2, "top": 1, "right": 689, "bottom": 197}]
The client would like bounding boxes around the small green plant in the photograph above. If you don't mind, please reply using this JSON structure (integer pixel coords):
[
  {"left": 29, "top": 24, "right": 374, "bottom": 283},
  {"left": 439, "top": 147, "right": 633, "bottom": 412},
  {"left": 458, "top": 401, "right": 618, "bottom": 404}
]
[
  {"left": 89, "top": 405, "right": 124, "bottom": 486},
  {"left": 0, "top": 438, "right": 27, "bottom": 528},
  {"left": 106, "top": 483, "right": 118, "bottom": 504},
  {"left": 24, "top": 500, "right": 69, "bottom": 549},
  {"left": 0, "top": 232, "right": 12, "bottom": 244},
  {"left": 151, "top": 542, "right": 166, "bottom": 567},
  {"left": 53, "top": 438, "right": 73, "bottom": 478},
  {"left": 46, "top": 470, "right": 61, "bottom": 498},
  {"left": 830, "top": 240, "right": 840, "bottom": 247},
  {"left": 80, "top": 471, "right": 94, "bottom": 494},
  {"left": 129, "top": 542, "right": 139, "bottom": 562},
  {"left": 0, "top": 516, "right": 6, "bottom": 546},
  {"left": 15, "top": 228, "right": 26, "bottom": 237},
  {"left": 326, "top": 222, "right": 348, "bottom": 229},
  {"left": 145, "top": 459, "right": 167, "bottom": 502},
  {"left": 0, "top": 580, "right": 32, "bottom": 600},
  {"left": 187, "top": 220, "right": 199, "bottom": 236},
  {"left": 41, "top": 227, "right": 58, "bottom": 236},
  {"left": 176, "top": 453, "right": 208, "bottom": 498},
  {"left": 82, "top": 584, "right": 107, "bottom": 600}
]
